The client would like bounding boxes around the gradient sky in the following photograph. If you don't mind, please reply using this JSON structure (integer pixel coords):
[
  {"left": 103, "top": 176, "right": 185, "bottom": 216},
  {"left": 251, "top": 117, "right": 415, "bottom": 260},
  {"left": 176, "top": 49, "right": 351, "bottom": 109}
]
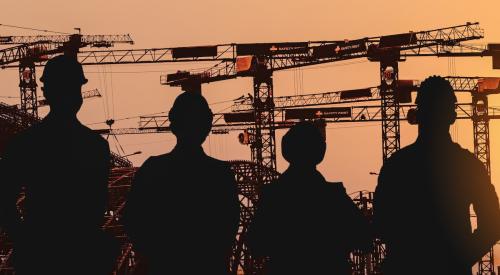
[{"left": 1, "top": 0, "right": 500, "bottom": 265}]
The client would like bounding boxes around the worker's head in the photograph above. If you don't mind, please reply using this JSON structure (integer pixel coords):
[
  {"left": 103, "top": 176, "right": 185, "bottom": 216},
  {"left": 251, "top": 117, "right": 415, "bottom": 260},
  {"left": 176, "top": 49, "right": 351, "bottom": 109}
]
[
  {"left": 282, "top": 121, "right": 326, "bottom": 168},
  {"left": 415, "top": 76, "right": 457, "bottom": 134},
  {"left": 169, "top": 92, "right": 213, "bottom": 146},
  {"left": 40, "top": 54, "right": 87, "bottom": 117}
]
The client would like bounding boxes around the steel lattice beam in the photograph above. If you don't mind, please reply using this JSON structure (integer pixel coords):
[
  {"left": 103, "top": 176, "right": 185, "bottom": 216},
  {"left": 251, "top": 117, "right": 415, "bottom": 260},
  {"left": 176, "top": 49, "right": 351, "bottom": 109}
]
[
  {"left": 162, "top": 23, "right": 487, "bottom": 87},
  {"left": 99, "top": 103, "right": 500, "bottom": 135},
  {"left": 0, "top": 34, "right": 133, "bottom": 46},
  {"left": 37, "top": 88, "right": 101, "bottom": 107},
  {"left": 251, "top": 73, "right": 277, "bottom": 183},
  {"left": 472, "top": 93, "right": 495, "bottom": 274},
  {"left": 232, "top": 76, "right": 487, "bottom": 112}
]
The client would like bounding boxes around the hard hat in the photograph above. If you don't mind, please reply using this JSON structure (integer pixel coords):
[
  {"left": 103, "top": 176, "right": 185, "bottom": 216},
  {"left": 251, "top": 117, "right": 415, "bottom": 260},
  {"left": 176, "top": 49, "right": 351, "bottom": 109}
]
[
  {"left": 415, "top": 76, "right": 456, "bottom": 107},
  {"left": 40, "top": 54, "right": 88, "bottom": 85}
]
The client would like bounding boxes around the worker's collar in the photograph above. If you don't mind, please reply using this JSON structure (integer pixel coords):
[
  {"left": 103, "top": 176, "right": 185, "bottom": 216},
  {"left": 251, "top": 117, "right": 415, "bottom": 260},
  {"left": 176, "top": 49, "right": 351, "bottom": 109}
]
[
  {"left": 416, "top": 133, "right": 453, "bottom": 147},
  {"left": 171, "top": 144, "right": 206, "bottom": 158},
  {"left": 44, "top": 112, "right": 80, "bottom": 126},
  {"left": 282, "top": 166, "right": 325, "bottom": 184}
]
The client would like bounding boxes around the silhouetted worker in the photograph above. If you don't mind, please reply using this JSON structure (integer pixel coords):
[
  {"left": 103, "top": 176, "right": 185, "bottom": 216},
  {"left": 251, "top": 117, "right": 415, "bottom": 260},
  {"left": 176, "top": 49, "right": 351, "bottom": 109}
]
[
  {"left": 374, "top": 76, "right": 500, "bottom": 275},
  {"left": 122, "top": 92, "right": 240, "bottom": 274},
  {"left": 0, "top": 55, "right": 119, "bottom": 275},
  {"left": 248, "top": 121, "right": 371, "bottom": 274}
]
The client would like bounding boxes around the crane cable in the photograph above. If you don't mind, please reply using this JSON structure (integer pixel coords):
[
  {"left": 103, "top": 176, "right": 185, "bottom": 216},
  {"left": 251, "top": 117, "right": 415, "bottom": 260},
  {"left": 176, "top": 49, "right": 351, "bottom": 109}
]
[
  {"left": 99, "top": 64, "right": 123, "bottom": 156},
  {"left": 96, "top": 65, "right": 109, "bottom": 120},
  {"left": 109, "top": 65, "right": 116, "bottom": 120}
]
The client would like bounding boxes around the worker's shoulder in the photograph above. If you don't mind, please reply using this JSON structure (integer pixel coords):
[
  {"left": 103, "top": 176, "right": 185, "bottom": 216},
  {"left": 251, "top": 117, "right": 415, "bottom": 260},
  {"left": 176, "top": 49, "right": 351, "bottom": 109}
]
[
  {"left": 142, "top": 153, "right": 173, "bottom": 167},
  {"left": 451, "top": 142, "right": 484, "bottom": 169},
  {"left": 204, "top": 155, "right": 233, "bottom": 170},
  {"left": 260, "top": 181, "right": 281, "bottom": 198},
  {"left": 148, "top": 152, "right": 231, "bottom": 168},
  {"left": 79, "top": 123, "right": 109, "bottom": 147},
  {"left": 391, "top": 142, "right": 419, "bottom": 160},
  {"left": 383, "top": 142, "right": 419, "bottom": 167},
  {"left": 325, "top": 181, "right": 347, "bottom": 194},
  {"left": 4, "top": 122, "right": 44, "bottom": 150}
]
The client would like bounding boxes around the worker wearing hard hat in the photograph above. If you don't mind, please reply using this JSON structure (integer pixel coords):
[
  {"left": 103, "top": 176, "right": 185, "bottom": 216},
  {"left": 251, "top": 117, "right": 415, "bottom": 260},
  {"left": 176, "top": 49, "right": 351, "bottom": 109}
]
[
  {"left": 122, "top": 92, "right": 240, "bottom": 274},
  {"left": 374, "top": 76, "right": 500, "bottom": 274},
  {"left": 0, "top": 54, "right": 118, "bottom": 275}
]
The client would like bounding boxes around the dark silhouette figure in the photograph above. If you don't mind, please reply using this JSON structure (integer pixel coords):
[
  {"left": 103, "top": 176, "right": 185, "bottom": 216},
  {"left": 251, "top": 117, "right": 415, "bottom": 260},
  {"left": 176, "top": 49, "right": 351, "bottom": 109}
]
[
  {"left": 248, "top": 121, "right": 371, "bottom": 274},
  {"left": 0, "top": 55, "right": 119, "bottom": 275},
  {"left": 122, "top": 92, "right": 240, "bottom": 274},
  {"left": 374, "top": 76, "right": 500, "bottom": 275}
]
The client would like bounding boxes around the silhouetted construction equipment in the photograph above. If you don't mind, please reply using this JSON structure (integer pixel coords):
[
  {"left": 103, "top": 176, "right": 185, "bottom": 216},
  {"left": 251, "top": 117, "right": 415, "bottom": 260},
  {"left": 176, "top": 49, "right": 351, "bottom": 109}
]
[
  {"left": 1, "top": 22, "right": 500, "bottom": 274},
  {"left": 162, "top": 22, "right": 494, "bottom": 176},
  {"left": 160, "top": 23, "right": 499, "bottom": 273},
  {"left": 0, "top": 33, "right": 133, "bottom": 119}
]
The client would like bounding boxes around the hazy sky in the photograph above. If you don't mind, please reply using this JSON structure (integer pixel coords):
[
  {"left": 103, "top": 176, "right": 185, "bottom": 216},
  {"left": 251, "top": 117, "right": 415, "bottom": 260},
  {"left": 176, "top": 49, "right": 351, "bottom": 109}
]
[{"left": 1, "top": 0, "right": 500, "bottom": 263}]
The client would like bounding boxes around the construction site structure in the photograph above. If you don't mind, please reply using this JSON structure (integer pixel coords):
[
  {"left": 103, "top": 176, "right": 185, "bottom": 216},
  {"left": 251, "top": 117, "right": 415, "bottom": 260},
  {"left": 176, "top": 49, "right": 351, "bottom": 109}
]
[
  {"left": 0, "top": 33, "right": 133, "bottom": 120},
  {"left": 159, "top": 24, "right": 499, "bottom": 273},
  {"left": 162, "top": 22, "right": 497, "bottom": 172},
  {"left": 2, "top": 23, "right": 500, "bottom": 274},
  {"left": 97, "top": 76, "right": 500, "bottom": 274}
]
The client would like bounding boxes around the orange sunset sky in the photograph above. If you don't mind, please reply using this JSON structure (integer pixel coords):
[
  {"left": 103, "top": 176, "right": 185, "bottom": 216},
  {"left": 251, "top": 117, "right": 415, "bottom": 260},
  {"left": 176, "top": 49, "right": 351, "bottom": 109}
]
[{"left": 1, "top": 0, "right": 500, "bottom": 266}]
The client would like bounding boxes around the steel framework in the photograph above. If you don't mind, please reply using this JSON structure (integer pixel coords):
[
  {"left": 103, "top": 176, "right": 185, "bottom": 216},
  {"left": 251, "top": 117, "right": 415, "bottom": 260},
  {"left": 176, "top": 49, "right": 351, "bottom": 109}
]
[
  {"left": 0, "top": 34, "right": 133, "bottom": 47},
  {"left": 472, "top": 92, "right": 495, "bottom": 274},
  {"left": 350, "top": 191, "right": 385, "bottom": 274},
  {"left": 0, "top": 34, "right": 133, "bottom": 120},
  {"left": 36, "top": 88, "right": 101, "bottom": 107},
  {"left": 160, "top": 22, "right": 490, "bottom": 196},
  {"left": 251, "top": 71, "right": 277, "bottom": 182},
  {"left": 97, "top": 78, "right": 500, "bottom": 274},
  {"left": 162, "top": 23, "right": 487, "bottom": 87},
  {"left": 1, "top": 23, "right": 499, "bottom": 274}
]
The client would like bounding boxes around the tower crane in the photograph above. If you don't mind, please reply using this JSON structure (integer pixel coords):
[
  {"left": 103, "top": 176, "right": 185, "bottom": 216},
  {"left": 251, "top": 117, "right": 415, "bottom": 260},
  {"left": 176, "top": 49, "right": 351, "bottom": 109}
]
[
  {"left": 3, "top": 23, "right": 497, "bottom": 178},
  {"left": 158, "top": 24, "right": 500, "bottom": 274},
  {"left": 2, "top": 22, "right": 500, "bottom": 274},
  {"left": 0, "top": 33, "right": 133, "bottom": 120},
  {"left": 160, "top": 23, "right": 500, "bottom": 196}
]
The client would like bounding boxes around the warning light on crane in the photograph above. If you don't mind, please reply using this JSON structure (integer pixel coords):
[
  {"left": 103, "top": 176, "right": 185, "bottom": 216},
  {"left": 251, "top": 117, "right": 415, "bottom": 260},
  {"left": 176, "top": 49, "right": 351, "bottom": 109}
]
[
  {"left": 382, "top": 66, "right": 395, "bottom": 85},
  {"left": 238, "top": 130, "right": 251, "bottom": 145},
  {"left": 21, "top": 68, "right": 33, "bottom": 83},
  {"left": 475, "top": 100, "right": 487, "bottom": 115}
]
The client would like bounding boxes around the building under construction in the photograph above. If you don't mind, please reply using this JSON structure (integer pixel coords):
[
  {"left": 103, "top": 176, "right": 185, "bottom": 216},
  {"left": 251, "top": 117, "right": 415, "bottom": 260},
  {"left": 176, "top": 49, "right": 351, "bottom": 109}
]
[{"left": 1, "top": 22, "right": 500, "bottom": 274}]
